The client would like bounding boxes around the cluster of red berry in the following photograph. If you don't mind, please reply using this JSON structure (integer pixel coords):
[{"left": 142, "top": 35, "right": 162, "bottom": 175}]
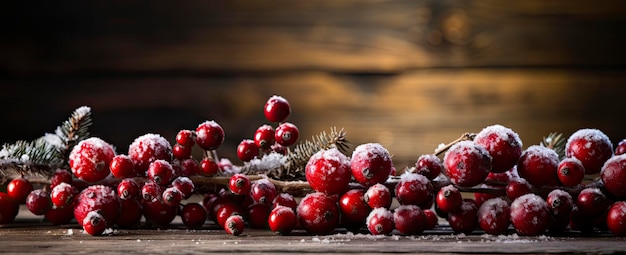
[{"left": 3, "top": 95, "right": 626, "bottom": 238}]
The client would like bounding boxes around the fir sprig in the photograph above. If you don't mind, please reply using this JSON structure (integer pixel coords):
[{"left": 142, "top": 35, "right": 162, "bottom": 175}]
[{"left": 541, "top": 132, "right": 566, "bottom": 159}]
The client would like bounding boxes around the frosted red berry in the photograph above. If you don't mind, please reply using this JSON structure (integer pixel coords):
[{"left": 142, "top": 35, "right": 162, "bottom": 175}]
[
  {"left": 474, "top": 124, "right": 523, "bottom": 173},
  {"left": 473, "top": 185, "right": 501, "bottom": 207},
  {"left": 607, "top": 201, "right": 626, "bottom": 236},
  {"left": 162, "top": 187, "right": 183, "bottom": 207},
  {"left": 565, "top": 128, "right": 613, "bottom": 175},
  {"left": 447, "top": 199, "right": 479, "bottom": 234},
  {"left": 141, "top": 181, "right": 162, "bottom": 202},
  {"left": 74, "top": 185, "right": 119, "bottom": 227},
  {"left": 176, "top": 129, "right": 196, "bottom": 147},
  {"left": 616, "top": 139, "right": 626, "bottom": 156},
  {"left": 181, "top": 203, "right": 207, "bottom": 229},
  {"left": 110, "top": 154, "right": 136, "bottom": 179},
  {"left": 237, "top": 139, "right": 259, "bottom": 162},
  {"left": 396, "top": 173, "right": 433, "bottom": 208},
  {"left": 436, "top": 184, "right": 462, "bottom": 213},
  {"left": 172, "top": 176, "right": 195, "bottom": 199},
  {"left": 510, "top": 194, "right": 550, "bottom": 236},
  {"left": 516, "top": 145, "right": 560, "bottom": 187},
  {"left": 200, "top": 158, "right": 220, "bottom": 176},
  {"left": 147, "top": 160, "right": 174, "bottom": 186},
  {"left": 128, "top": 133, "right": 173, "bottom": 173},
  {"left": 423, "top": 209, "right": 438, "bottom": 230},
  {"left": 7, "top": 177, "right": 33, "bottom": 204},
  {"left": 364, "top": 183, "right": 392, "bottom": 209},
  {"left": 339, "top": 189, "right": 371, "bottom": 227},
  {"left": 26, "top": 189, "right": 51, "bottom": 215},
  {"left": 83, "top": 211, "right": 107, "bottom": 236},
  {"left": 268, "top": 205, "right": 297, "bottom": 235},
  {"left": 229, "top": 174, "right": 252, "bottom": 195},
  {"left": 272, "top": 193, "right": 298, "bottom": 211},
  {"left": 477, "top": 197, "right": 510, "bottom": 235},
  {"left": 305, "top": 148, "right": 351, "bottom": 195},
  {"left": 505, "top": 178, "right": 532, "bottom": 201},
  {"left": 443, "top": 141, "right": 492, "bottom": 187},
  {"left": 172, "top": 144, "right": 192, "bottom": 160},
  {"left": 251, "top": 179, "right": 278, "bottom": 205},
  {"left": 546, "top": 189, "right": 573, "bottom": 232},
  {"left": 216, "top": 202, "right": 244, "bottom": 228},
  {"left": 264, "top": 95, "right": 291, "bottom": 123},
  {"left": 177, "top": 158, "right": 200, "bottom": 177},
  {"left": 142, "top": 200, "right": 178, "bottom": 226},
  {"left": 351, "top": 143, "right": 393, "bottom": 187},
  {"left": 116, "top": 199, "right": 143, "bottom": 228},
  {"left": 393, "top": 205, "right": 427, "bottom": 235},
  {"left": 297, "top": 192, "right": 339, "bottom": 235},
  {"left": 50, "top": 169, "right": 73, "bottom": 189},
  {"left": 366, "top": 208, "right": 394, "bottom": 235},
  {"left": 225, "top": 215, "right": 245, "bottom": 236},
  {"left": 50, "top": 182, "right": 78, "bottom": 207},
  {"left": 601, "top": 154, "right": 626, "bottom": 198},
  {"left": 69, "top": 137, "right": 116, "bottom": 183},
  {"left": 557, "top": 158, "right": 585, "bottom": 187},
  {"left": 0, "top": 192, "right": 19, "bottom": 224},
  {"left": 254, "top": 125, "right": 275, "bottom": 149},
  {"left": 415, "top": 154, "right": 443, "bottom": 180},
  {"left": 576, "top": 187, "right": 609, "bottom": 217},
  {"left": 195, "top": 121, "right": 225, "bottom": 150},
  {"left": 274, "top": 122, "right": 299, "bottom": 146}
]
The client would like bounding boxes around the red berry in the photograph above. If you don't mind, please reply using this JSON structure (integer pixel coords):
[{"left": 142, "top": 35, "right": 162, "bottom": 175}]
[
  {"left": 272, "top": 193, "right": 298, "bottom": 211},
  {"left": 474, "top": 124, "right": 523, "bottom": 173},
  {"left": 110, "top": 154, "right": 137, "bottom": 178},
  {"left": 443, "top": 141, "right": 492, "bottom": 187},
  {"left": 251, "top": 179, "right": 278, "bottom": 205},
  {"left": 566, "top": 128, "right": 613, "bottom": 175},
  {"left": 366, "top": 208, "right": 394, "bottom": 235},
  {"left": 271, "top": 143, "right": 287, "bottom": 155},
  {"left": 181, "top": 203, "right": 207, "bottom": 229},
  {"left": 7, "top": 177, "right": 33, "bottom": 204},
  {"left": 247, "top": 203, "right": 271, "bottom": 229},
  {"left": 176, "top": 129, "right": 196, "bottom": 148},
  {"left": 200, "top": 158, "right": 220, "bottom": 176},
  {"left": 69, "top": 137, "right": 116, "bottom": 183},
  {"left": 557, "top": 158, "right": 585, "bottom": 187},
  {"left": 576, "top": 187, "right": 609, "bottom": 217},
  {"left": 0, "top": 192, "right": 19, "bottom": 224},
  {"left": 116, "top": 199, "right": 143, "bottom": 228},
  {"left": 601, "top": 154, "right": 626, "bottom": 198},
  {"left": 229, "top": 174, "right": 251, "bottom": 195},
  {"left": 173, "top": 144, "right": 192, "bottom": 160},
  {"left": 195, "top": 121, "right": 225, "bottom": 150},
  {"left": 209, "top": 194, "right": 237, "bottom": 222},
  {"left": 268, "top": 205, "right": 297, "bottom": 235},
  {"left": 50, "top": 182, "right": 79, "bottom": 207},
  {"left": 339, "top": 189, "right": 371, "bottom": 227},
  {"left": 305, "top": 148, "right": 352, "bottom": 195},
  {"left": 395, "top": 173, "right": 433, "bottom": 208},
  {"left": 607, "top": 201, "right": 626, "bottom": 236},
  {"left": 546, "top": 189, "right": 573, "bottom": 233},
  {"left": 485, "top": 170, "right": 515, "bottom": 186},
  {"left": 616, "top": 139, "right": 626, "bottom": 156},
  {"left": 516, "top": 145, "right": 560, "bottom": 187},
  {"left": 447, "top": 199, "right": 479, "bottom": 234},
  {"left": 49, "top": 169, "right": 73, "bottom": 189},
  {"left": 147, "top": 160, "right": 174, "bottom": 186},
  {"left": 162, "top": 187, "right": 183, "bottom": 207},
  {"left": 477, "top": 197, "right": 511, "bottom": 235},
  {"left": 415, "top": 154, "right": 443, "bottom": 180},
  {"left": 177, "top": 158, "right": 200, "bottom": 177},
  {"left": 436, "top": 184, "right": 462, "bottom": 213},
  {"left": 224, "top": 215, "right": 245, "bottom": 236},
  {"left": 423, "top": 209, "right": 438, "bottom": 230},
  {"left": 510, "top": 194, "right": 550, "bottom": 236},
  {"left": 297, "top": 192, "right": 339, "bottom": 235},
  {"left": 44, "top": 205, "right": 75, "bottom": 225},
  {"left": 351, "top": 143, "right": 393, "bottom": 187},
  {"left": 142, "top": 200, "right": 178, "bottom": 226},
  {"left": 254, "top": 125, "right": 275, "bottom": 149},
  {"left": 26, "top": 189, "right": 51, "bottom": 215},
  {"left": 141, "top": 181, "right": 163, "bottom": 203},
  {"left": 393, "top": 205, "right": 427, "bottom": 235},
  {"left": 237, "top": 139, "right": 259, "bottom": 162},
  {"left": 172, "top": 176, "right": 195, "bottom": 199},
  {"left": 506, "top": 178, "right": 532, "bottom": 201},
  {"left": 74, "top": 185, "right": 119, "bottom": 227},
  {"left": 274, "top": 122, "right": 299, "bottom": 146},
  {"left": 216, "top": 203, "right": 244, "bottom": 228},
  {"left": 364, "top": 183, "right": 392, "bottom": 209},
  {"left": 128, "top": 133, "right": 173, "bottom": 173},
  {"left": 473, "top": 185, "right": 501, "bottom": 207},
  {"left": 83, "top": 211, "right": 107, "bottom": 236},
  {"left": 264, "top": 95, "right": 291, "bottom": 123}
]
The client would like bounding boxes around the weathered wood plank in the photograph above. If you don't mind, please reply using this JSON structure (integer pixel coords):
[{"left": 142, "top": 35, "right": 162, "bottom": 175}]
[{"left": 1, "top": 1, "right": 625, "bottom": 75}]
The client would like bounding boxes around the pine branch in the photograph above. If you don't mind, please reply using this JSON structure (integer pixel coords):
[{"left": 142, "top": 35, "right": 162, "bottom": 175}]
[
  {"left": 0, "top": 139, "right": 62, "bottom": 181},
  {"left": 55, "top": 106, "right": 93, "bottom": 163},
  {"left": 540, "top": 132, "right": 566, "bottom": 159}
]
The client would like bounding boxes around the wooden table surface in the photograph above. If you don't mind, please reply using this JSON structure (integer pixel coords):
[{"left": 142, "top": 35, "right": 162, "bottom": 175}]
[{"left": 2, "top": 206, "right": 626, "bottom": 254}]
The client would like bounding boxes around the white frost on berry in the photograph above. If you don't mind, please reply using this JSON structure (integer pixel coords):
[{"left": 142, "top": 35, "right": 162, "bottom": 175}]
[
  {"left": 352, "top": 143, "right": 391, "bottom": 163},
  {"left": 511, "top": 194, "right": 548, "bottom": 223},
  {"left": 475, "top": 124, "right": 523, "bottom": 153},
  {"left": 566, "top": 128, "right": 612, "bottom": 157},
  {"left": 478, "top": 197, "right": 509, "bottom": 229},
  {"left": 522, "top": 145, "right": 559, "bottom": 165},
  {"left": 366, "top": 207, "right": 393, "bottom": 229},
  {"left": 195, "top": 121, "right": 221, "bottom": 141},
  {"left": 51, "top": 182, "right": 73, "bottom": 198},
  {"left": 83, "top": 210, "right": 103, "bottom": 226}
]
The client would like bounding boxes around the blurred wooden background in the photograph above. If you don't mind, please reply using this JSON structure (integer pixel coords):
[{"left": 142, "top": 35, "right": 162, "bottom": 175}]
[{"left": 1, "top": 0, "right": 626, "bottom": 168}]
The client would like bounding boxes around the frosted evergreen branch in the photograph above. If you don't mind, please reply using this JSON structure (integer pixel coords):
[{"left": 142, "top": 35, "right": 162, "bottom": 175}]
[
  {"left": 55, "top": 106, "right": 92, "bottom": 160},
  {"left": 0, "top": 139, "right": 62, "bottom": 180},
  {"left": 541, "top": 132, "right": 566, "bottom": 159}
]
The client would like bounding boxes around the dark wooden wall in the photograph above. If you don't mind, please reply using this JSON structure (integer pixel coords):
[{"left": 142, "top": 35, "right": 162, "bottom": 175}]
[{"left": 1, "top": 1, "right": 626, "bottom": 168}]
